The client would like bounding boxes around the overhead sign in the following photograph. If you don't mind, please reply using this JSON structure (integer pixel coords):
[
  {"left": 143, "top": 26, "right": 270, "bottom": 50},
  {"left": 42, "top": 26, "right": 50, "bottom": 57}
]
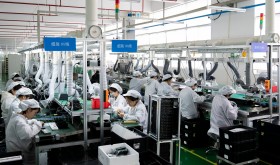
[
  {"left": 112, "top": 40, "right": 137, "bottom": 53},
  {"left": 44, "top": 37, "right": 76, "bottom": 51},
  {"left": 251, "top": 42, "right": 267, "bottom": 52}
]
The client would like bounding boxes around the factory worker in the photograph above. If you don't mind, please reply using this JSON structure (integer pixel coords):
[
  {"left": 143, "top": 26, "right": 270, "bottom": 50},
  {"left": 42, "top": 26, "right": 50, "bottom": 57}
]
[
  {"left": 144, "top": 71, "right": 160, "bottom": 107},
  {"left": 7, "top": 87, "right": 33, "bottom": 125},
  {"left": 117, "top": 90, "right": 148, "bottom": 133},
  {"left": 207, "top": 85, "right": 238, "bottom": 138},
  {"left": 1, "top": 82, "right": 22, "bottom": 127},
  {"left": 179, "top": 79, "right": 206, "bottom": 119},
  {"left": 129, "top": 71, "right": 149, "bottom": 93},
  {"left": 5, "top": 72, "right": 21, "bottom": 90},
  {"left": 6, "top": 99, "right": 43, "bottom": 165},
  {"left": 109, "top": 83, "right": 127, "bottom": 112},
  {"left": 157, "top": 74, "right": 179, "bottom": 96}
]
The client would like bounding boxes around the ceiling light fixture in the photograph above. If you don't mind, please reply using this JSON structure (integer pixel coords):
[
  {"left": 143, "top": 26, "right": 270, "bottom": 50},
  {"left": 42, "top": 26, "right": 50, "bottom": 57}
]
[{"left": 208, "top": 5, "right": 246, "bottom": 13}]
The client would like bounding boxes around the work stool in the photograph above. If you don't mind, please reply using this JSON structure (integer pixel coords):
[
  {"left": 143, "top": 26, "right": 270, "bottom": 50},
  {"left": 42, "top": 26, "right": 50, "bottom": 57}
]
[{"left": 205, "top": 132, "right": 219, "bottom": 154}]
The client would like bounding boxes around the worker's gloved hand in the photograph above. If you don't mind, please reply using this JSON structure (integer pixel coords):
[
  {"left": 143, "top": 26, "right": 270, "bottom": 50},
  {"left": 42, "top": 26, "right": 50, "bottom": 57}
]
[{"left": 230, "top": 101, "right": 237, "bottom": 107}]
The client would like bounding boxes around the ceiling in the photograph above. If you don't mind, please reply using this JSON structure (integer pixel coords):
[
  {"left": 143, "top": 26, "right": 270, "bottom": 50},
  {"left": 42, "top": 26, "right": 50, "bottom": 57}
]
[{"left": 0, "top": 0, "right": 240, "bottom": 52}]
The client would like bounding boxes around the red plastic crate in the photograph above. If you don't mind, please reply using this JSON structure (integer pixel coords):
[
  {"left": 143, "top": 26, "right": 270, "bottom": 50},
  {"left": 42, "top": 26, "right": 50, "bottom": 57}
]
[{"left": 91, "top": 98, "right": 110, "bottom": 109}]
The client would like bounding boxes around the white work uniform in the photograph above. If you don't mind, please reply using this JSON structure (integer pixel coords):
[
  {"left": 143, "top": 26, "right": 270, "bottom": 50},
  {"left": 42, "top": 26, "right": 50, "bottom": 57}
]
[
  {"left": 1, "top": 91, "right": 10, "bottom": 103},
  {"left": 208, "top": 94, "right": 238, "bottom": 137},
  {"left": 7, "top": 98, "right": 21, "bottom": 125},
  {"left": 144, "top": 79, "right": 160, "bottom": 106},
  {"left": 157, "top": 82, "right": 179, "bottom": 96},
  {"left": 110, "top": 94, "right": 127, "bottom": 112},
  {"left": 1, "top": 92, "right": 16, "bottom": 126},
  {"left": 129, "top": 77, "right": 149, "bottom": 93},
  {"left": 6, "top": 113, "right": 42, "bottom": 165},
  {"left": 123, "top": 100, "right": 148, "bottom": 133},
  {"left": 179, "top": 86, "right": 206, "bottom": 119}
]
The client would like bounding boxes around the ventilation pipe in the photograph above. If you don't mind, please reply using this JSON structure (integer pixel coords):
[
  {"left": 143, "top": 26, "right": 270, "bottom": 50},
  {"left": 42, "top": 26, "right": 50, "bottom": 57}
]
[
  {"left": 134, "top": 59, "right": 140, "bottom": 70},
  {"left": 151, "top": 60, "right": 160, "bottom": 74},
  {"left": 173, "top": 59, "right": 181, "bottom": 75},
  {"left": 66, "top": 52, "right": 75, "bottom": 96},
  {"left": 35, "top": 52, "right": 44, "bottom": 90},
  {"left": 265, "top": 0, "right": 275, "bottom": 35},
  {"left": 43, "top": 52, "right": 50, "bottom": 84},
  {"left": 113, "top": 59, "right": 119, "bottom": 72},
  {"left": 245, "top": 63, "right": 251, "bottom": 86},
  {"left": 25, "top": 52, "right": 30, "bottom": 78},
  {"left": 141, "top": 61, "right": 152, "bottom": 73},
  {"left": 163, "top": 59, "right": 172, "bottom": 75},
  {"left": 227, "top": 62, "right": 245, "bottom": 85},
  {"left": 188, "top": 60, "right": 193, "bottom": 78},
  {"left": 59, "top": 52, "right": 66, "bottom": 94},
  {"left": 207, "top": 62, "right": 218, "bottom": 79}
]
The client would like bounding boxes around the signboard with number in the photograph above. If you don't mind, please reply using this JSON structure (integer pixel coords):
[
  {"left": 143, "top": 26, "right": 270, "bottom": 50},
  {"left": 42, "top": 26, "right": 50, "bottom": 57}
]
[
  {"left": 111, "top": 40, "right": 137, "bottom": 52},
  {"left": 251, "top": 42, "right": 267, "bottom": 52},
  {"left": 44, "top": 37, "right": 76, "bottom": 51}
]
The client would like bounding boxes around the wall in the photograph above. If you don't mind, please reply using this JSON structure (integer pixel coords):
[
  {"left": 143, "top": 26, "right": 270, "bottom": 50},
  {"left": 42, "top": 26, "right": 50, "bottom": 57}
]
[{"left": 8, "top": 54, "right": 22, "bottom": 76}]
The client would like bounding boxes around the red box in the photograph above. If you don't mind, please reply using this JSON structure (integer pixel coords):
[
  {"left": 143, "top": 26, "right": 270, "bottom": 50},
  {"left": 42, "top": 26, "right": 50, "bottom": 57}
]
[
  {"left": 91, "top": 98, "right": 110, "bottom": 109},
  {"left": 272, "top": 86, "right": 278, "bottom": 93}
]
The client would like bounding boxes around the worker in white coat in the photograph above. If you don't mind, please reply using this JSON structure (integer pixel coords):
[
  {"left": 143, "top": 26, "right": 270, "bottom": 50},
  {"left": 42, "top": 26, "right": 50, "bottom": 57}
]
[
  {"left": 129, "top": 71, "right": 149, "bottom": 93},
  {"left": 117, "top": 90, "right": 148, "bottom": 133},
  {"left": 1, "top": 82, "right": 22, "bottom": 127},
  {"left": 157, "top": 74, "right": 179, "bottom": 96},
  {"left": 179, "top": 79, "right": 206, "bottom": 119},
  {"left": 6, "top": 99, "right": 42, "bottom": 165},
  {"left": 109, "top": 83, "right": 127, "bottom": 112},
  {"left": 207, "top": 85, "right": 238, "bottom": 139},
  {"left": 5, "top": 72, "right": 22, "bottom": 90},
  {"left": 7, "top": 87, "right": 33, "bottom": 125},
  {"left": 144, "top": 71, "right": 160, "bottom": 107}
]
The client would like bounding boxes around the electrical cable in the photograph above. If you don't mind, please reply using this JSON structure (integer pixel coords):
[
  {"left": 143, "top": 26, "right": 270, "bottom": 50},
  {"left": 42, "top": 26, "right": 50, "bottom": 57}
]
[
  {"left": 252, "top": 62, "right": 257, "bottom": 84},
  {"left": 209, "top": 0, "right": 222, "bottom": 21},
  {"left": 222, "top": 54, "right": 234, "bottom": 82}
]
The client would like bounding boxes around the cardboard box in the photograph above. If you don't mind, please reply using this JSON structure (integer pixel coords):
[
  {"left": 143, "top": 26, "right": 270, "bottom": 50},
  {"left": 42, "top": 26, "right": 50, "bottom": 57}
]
[{"left": 98, "top": 143, "right": 139, "bottom": 165}]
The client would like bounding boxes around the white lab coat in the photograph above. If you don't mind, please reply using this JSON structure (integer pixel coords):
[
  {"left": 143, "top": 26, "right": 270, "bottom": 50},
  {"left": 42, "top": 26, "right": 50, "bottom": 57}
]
[
  {"left": 144, "top": 79, "right": 160, "bottom": 106},
  {"left": 157, "top": 82, "right": 179, "bottom": 96},
  {"left": 123, "top": 100, "right": 148, "bottom": 133},
  {"left": 7, "top": 98, "right": 21, "bottom": 125},
  {"left": 1, "top": 91, "right": 10, "bottom": 103},
  {"left": 6, "top": 113, "right": 42, "bottom": 164},
  {"left": 208, "top": 94, "right": 238, "bottom": 137},
  {"left": 1, "top": 92, "right": 16, "bottom": 126},
  {"left": 129, "top": 77, "right": 149, "bottom": 93},
  {"left": 179, "top": 86, "right": 206, "bottom": 119},
  {"left": 110, "top": 94, "right": 127, "bottom": 112}
]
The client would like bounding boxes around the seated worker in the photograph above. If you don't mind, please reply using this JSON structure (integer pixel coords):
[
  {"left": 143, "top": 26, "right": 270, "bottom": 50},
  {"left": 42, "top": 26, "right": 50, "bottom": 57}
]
[
  {"left": 1, "top": 82, "right": 22, "bottom": 127},
  {"left": 207, "top": 85, "right": 238, "bottom": 139},
  {"left": 7, "top": 87, "right": 33, "bottom": 125},
  {"left": 157, "top": 74, "right": 179, "bottom": 96},
  {"left": 129, "top": 71, "right": 149, "bottom": 93},
  {"left": 6, "top": 99, "right": 43, "bottom": 165},
  {"left": 179, "top": 79, "right": 206, "bottom": 119},
  {"left": 90, "top": 70, "right": 100, "bottom": 84},
  {"left": 117, "top": 90, "right": 148, "bottom": 133},
  {"left": 144, "top": 71, "right": 160, "bottom": 108},
  {"left": 109, "top": 83, "right": 127, "bottom": 112}
]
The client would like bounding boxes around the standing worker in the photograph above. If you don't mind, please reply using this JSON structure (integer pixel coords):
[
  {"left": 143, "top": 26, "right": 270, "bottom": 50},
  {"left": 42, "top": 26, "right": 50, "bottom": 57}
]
[
  {"left": 129, "top": 71, "right": 149, "bottom": 93},
  {"left": 7, "top": 87, "right": 33, "bottom": 125},
  {"left": 109, "top": 83, "right": 127, "bottom": 112},
  {"left": 144, "top": 71, "right": 160, "bottom": 108},
  {"left": 179, "top": 79, "right": 207, "bottom": 119},
  {"left": 157, "top": 74, "right": 179, "bottom": 96},
  {"left": 1, "top": 82, "right": 22, "bottom": 127},
  {"left": 207, "top": 85, "right": 238, "bottom": 139},
  {"left": 117, "top": 90, "right": 148, "bottom": 133},
  {"left": 6, "top": 99, "right": 43, "bottom": 165}
]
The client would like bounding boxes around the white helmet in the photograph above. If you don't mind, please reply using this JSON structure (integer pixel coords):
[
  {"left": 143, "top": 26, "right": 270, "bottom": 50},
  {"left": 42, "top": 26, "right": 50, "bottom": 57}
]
[
  {"left": 16, "top": 87, "right": 33, "bottom": 97},
  {"left": 162, "top": 74, "right": 172, "bottom": 81},
  {"left": 19, "top": 99, "right": 41, "bottom": 111}
]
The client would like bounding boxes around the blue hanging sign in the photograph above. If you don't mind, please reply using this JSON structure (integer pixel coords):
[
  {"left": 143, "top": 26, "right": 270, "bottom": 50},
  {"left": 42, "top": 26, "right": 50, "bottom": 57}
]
[
  {"left": 251, "top": 42, "right": 267, "bottom": 52},
  {"left": 44, "top": 37, "right": 76, "bottom": 51},
  {"left": 112, "top": 40, "right": 137, "bottom": 52}
]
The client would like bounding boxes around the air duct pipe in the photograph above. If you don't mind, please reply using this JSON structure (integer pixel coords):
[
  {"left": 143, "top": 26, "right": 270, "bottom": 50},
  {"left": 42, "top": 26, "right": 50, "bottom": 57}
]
[
  {"left": 151, "top": 60, "right": 160, "bottom": 74},
  {"left": 163, "top": 59, "right": 172, "bottom": 75},
  {"left": 207, "top": 62, "right": 218, "bottom": 79},
  {"left": 43, "top": 52, "right": 50, "bottom": 84},
  {"left": 66, "top": 52, "right": 75, "bottom": 96},
  {"left": 141, "top": 61, "right": 152, "bottom": 73},
  {"left": 113, "top": 59, "right": 119, "bottom": 72},
  {"left": 188, "top": 60, "right": 193, "bottom": 78},
  {"left": 25, "top": 52, "right": 30, "bottom": 78},
  {"left": 47, "top": 52, "right": 59, "bottom": 101},
  {"left": 35, "top": 52, "right": 44, "bottom": 90},
  {"left": 134, "top": 59, "right": 140, "bottom": 70},
  {"left": 227, "top": 62, "right": 245, "bottom": 86},
  {"left": 266, "top": 0, "right": 275, "bottom": 34},
  {"left": 173, "top": 59, "right": 181, "bottom": 75}
]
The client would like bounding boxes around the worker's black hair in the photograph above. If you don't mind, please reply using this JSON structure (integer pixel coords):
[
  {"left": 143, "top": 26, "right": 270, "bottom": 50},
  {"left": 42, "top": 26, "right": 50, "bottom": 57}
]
[
  {"left": 125, "top": 96, "right": 139, "bottom": 102},
  {"left": 18, "top": 95, "right": 31, "bottom": 99},
  {"left": 164, "top": 77, "right": 172, "bottom": 82},
  {"left": 150, "top": 76, "right": 158, "bottom": 79},
  {"left": 109, "top": 87, "right": 118, "bottom": 93},
  {"left": 12, "top": 74, "right": 20, "bottom": 80},
  {"left": 21, "top": 108, "right": 40, "bottom": 114},
  {"left": 8, "top": 84, "right": 22, "bottom": 94}
]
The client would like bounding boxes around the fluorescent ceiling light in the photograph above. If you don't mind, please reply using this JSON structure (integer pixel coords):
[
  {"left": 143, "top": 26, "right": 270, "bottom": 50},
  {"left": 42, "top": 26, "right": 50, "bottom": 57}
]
[{"left": 208, "top": 5, "right": 246, "bottom": 13}]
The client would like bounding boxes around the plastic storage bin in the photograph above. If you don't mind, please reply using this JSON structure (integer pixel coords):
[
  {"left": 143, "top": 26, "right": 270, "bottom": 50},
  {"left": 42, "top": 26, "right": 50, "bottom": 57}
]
[
  {"left": 219, "top": 125, "right": 256, "bottom": 142},
  {"left": 91, "top": 98, "right": 110, "bottom": 109}
]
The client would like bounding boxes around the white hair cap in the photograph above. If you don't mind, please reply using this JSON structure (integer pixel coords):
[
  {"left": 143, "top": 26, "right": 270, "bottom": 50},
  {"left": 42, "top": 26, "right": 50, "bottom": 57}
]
[
  {"left": 19, "top": 99, "right": 41, "bottom": 111},
  {"left": 185, "top": 79, "right": 197, "bottom": 87},
  {"left": 110, "top": 83, "right": 123, "bottom": 94},
  {"left": 149, "top": 71, "right": 158, "bottom": 78},
  {"left": 162, "top": 74, "right": 172, "bottom": 81},
  {"left": 18, "top": 81, "right": 26, "bottom": 86},
  {"left": 219, "top": 85, "right": 236, "bottom": 95},
  {"left": 13, "top": 77, "right": 23, "bottom": 81},
  {"left": 7, "top": 82, "right": 20, "bottom": 92},
  {"left": 16, "top": 87, "right": 33, "bottom": 97},
  {"left": 9, "top": 72, "right": 20, "bottom": 79},
  {"left": 133, "top": 71, "right": 142, "bottom": 77},
  {"left": 123, "top": 90, "right": 142, "bottom": 99}
]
